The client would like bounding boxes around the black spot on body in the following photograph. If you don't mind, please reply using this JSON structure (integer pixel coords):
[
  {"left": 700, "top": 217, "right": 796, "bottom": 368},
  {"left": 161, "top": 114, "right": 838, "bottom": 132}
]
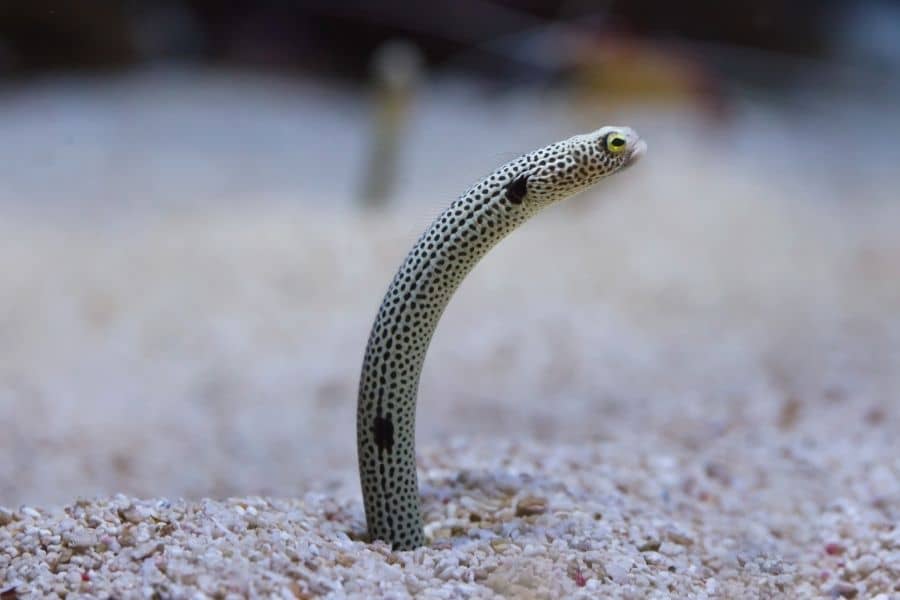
[
  {"left": 504, "top": 175, "right": 529, "bottom": 204},
  {"left": 373, "top": 414, "right": 394, "bottom": 453}
]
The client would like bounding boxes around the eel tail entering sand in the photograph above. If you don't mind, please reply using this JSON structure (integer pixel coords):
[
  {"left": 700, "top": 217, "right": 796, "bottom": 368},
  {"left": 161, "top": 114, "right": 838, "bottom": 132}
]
[{"left": 356, "top": 126, "right": 647, "bottom": 549}]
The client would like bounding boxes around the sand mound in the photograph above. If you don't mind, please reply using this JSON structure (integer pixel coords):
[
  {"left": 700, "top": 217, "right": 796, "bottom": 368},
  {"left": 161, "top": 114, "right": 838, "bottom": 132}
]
[{"left": 4, "top": 438, "right": 898, "bottom": 599}]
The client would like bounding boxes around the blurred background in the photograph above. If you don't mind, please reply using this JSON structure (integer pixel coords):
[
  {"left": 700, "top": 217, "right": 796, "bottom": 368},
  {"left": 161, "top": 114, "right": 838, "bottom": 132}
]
[{"left": 1, "top": 1, "right": 899, "bottom": 507}]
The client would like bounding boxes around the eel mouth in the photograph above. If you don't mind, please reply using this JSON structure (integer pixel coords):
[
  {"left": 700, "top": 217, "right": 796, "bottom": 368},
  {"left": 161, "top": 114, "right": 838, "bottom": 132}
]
[{"left": 624, "top": 138, "right": 647, "bottom": 168}]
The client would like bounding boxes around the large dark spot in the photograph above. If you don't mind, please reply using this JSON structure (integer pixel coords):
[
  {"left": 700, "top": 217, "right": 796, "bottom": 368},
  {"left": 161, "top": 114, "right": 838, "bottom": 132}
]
[
  {"left": 373, "top": 414, "right": 394, "bottom": 453},
  {"left": 504, "top": 175, "right": 529, "bottom": 205}
]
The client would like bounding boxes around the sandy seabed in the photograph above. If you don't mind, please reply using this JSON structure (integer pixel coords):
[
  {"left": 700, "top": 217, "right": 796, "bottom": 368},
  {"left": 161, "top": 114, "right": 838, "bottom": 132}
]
[
  {"left": 2, "top": 194, "right": 899, "bottom": 598},
  {"left": 2, "top": 76, "right": 900, "bottom": 598},
  {"left": 1, "top": 434, "right": 898, "bottom": 599}
]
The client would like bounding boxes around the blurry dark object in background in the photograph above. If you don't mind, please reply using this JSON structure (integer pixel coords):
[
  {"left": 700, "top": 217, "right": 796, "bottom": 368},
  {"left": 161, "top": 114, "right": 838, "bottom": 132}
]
[
  {"left": 0, "top": 0, "right": 850, "bottom": 82},
  {"left": 604, "top": 0, "right": 839, "bottom": 57},
  {"left": 565, "top": 33, "right": 730, "bottom": 121},
  {"left": 0, "top": 0, "right": 137, "bottom": 74},
  {"left": 358, "top": 40, "right": 424, "bottom": 208}
]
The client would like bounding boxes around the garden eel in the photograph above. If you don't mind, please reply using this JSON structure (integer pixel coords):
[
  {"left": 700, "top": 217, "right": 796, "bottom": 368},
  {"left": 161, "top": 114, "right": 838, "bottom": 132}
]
[{"left": 357, "top": 126, "right": 647, "bottom": 549}]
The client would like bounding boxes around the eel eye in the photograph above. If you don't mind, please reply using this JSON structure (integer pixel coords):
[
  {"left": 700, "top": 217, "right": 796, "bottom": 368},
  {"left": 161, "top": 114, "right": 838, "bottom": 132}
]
[{"left": 606, "top": 133, "right": 627, "bottom": 153}]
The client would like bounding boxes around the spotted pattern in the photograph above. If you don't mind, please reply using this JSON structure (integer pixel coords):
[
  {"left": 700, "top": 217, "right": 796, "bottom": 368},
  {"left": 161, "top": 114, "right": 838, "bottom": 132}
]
[{"left": 357, "top": 126, "right": 646, "bottom": 550}]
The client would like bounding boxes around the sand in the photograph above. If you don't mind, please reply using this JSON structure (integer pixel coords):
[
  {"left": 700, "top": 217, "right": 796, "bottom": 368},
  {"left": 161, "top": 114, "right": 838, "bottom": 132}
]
[
  {"left": 2, "top": 435, "right": 899, "bottom": 598},
  {"left": 2, "top": 73, "right": 900, "bottom": 598},
  {"left": 3, "top": 196, "right": 899, "bottom": 598}
]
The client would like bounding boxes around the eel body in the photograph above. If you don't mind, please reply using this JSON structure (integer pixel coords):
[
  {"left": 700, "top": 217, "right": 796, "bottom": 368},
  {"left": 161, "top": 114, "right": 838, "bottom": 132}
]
[{"left": 357, "top": 126, "right": 646, "bottom": 549}]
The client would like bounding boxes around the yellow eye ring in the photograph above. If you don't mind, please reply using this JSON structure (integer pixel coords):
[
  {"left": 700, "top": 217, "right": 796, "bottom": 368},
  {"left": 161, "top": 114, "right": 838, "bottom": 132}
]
[{"left": 606, "top": 133, "right": 627, "bottom": 153}]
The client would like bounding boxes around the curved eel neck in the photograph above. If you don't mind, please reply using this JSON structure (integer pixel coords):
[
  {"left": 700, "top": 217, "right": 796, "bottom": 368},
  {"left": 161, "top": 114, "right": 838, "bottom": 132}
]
[{"left": 357, "top": 176, "right": 536, "bottom": 550}]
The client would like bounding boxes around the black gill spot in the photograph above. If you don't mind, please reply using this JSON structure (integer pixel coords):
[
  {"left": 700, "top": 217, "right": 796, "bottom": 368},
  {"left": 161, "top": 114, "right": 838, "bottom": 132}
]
[
  {"left": 373, "top": 414, "right": 395, "bottom": 453},
  {"left": 504, "top": 175, "right": 528, "bottom": 205}
]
